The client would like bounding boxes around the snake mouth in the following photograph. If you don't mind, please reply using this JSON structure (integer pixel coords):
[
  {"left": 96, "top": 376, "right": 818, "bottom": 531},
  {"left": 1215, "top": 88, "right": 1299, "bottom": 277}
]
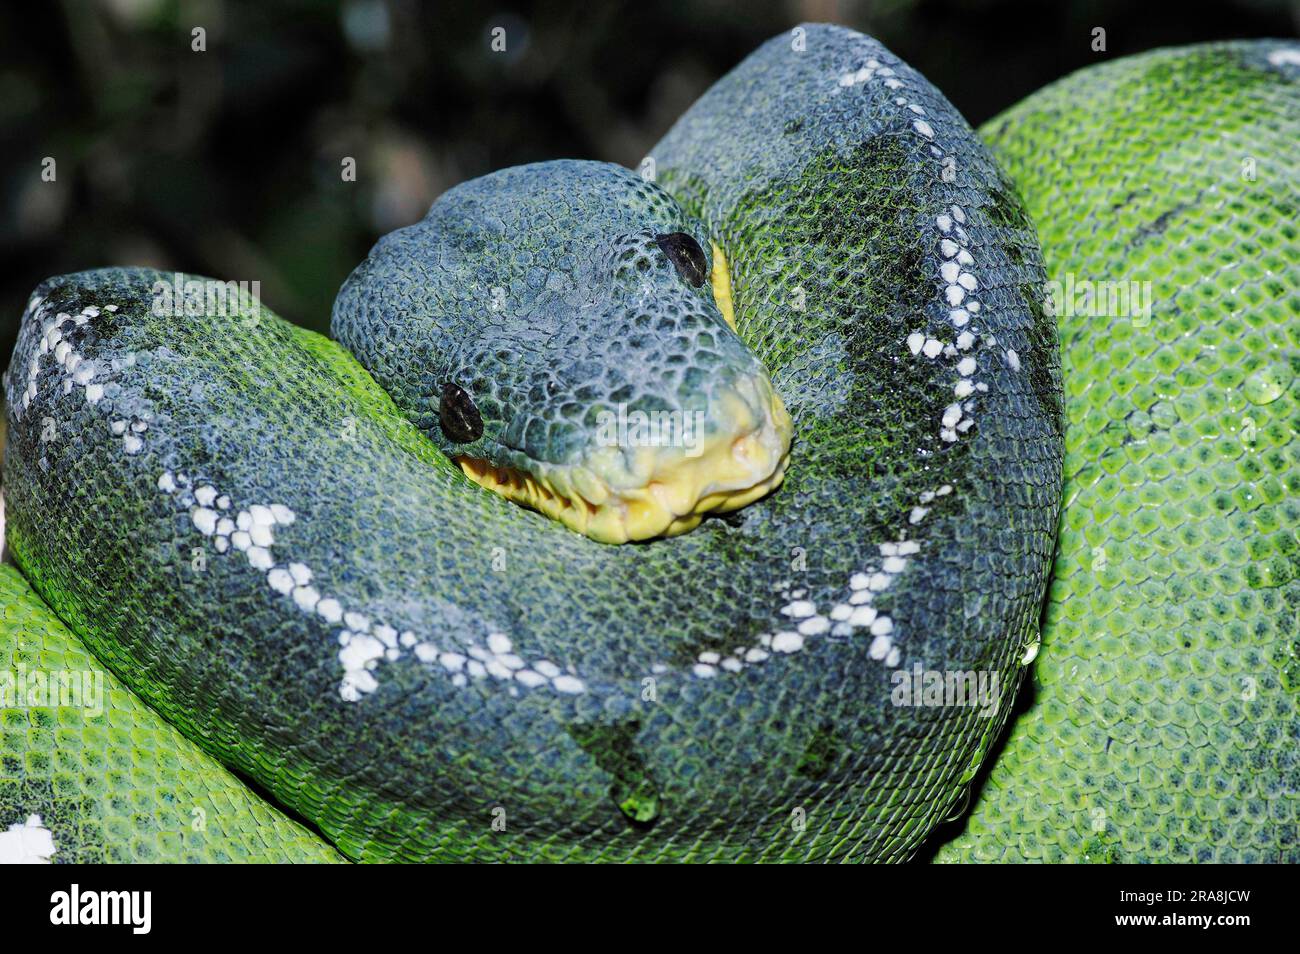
[{"left": 456, "top": 376, "right": 793, "bottom": 544}]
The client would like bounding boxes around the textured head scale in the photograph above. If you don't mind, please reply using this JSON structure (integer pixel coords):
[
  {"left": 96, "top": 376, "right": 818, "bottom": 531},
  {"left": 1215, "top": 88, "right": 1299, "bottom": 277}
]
[{"left": 334, "top": 160, "right": 791, "bottom": 542}]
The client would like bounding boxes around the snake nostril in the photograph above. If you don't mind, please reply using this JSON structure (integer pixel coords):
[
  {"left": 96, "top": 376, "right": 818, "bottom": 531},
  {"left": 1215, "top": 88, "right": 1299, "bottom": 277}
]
[{"left": 440, "top": 381, "right": 484, "bottom": 443}]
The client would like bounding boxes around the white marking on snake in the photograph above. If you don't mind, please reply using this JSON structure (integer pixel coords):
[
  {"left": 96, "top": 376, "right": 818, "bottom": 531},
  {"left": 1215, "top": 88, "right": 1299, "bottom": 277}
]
[
  {"left": 17, "top": 296, "right": 585, "bottom": 701},
  {"left": 0, "top": 814, "right": 57, "bottom": 864},
  {"left": 158, "top": 467, "right": 584, "bottom": 700},
  {"left": 688, "top": 45, "right": 1033, "bottom": 682}
]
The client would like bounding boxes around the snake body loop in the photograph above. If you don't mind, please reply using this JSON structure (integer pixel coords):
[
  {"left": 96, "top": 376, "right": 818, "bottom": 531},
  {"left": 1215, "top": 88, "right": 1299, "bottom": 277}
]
[{"left": 4, "top": 27, "right": 1291, "bottom": 864}]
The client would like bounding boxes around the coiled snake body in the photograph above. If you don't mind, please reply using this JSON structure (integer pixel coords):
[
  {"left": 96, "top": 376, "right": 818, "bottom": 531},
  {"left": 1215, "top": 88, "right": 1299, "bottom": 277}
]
[{"left": 1, "top": 26, "right": 1296, "bottom": 863}]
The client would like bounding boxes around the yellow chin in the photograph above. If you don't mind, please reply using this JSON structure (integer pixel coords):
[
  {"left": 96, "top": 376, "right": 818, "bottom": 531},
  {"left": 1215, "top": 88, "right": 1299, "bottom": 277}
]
[{"left": 456, "top": 389, "right": 792, "bottom": 544}]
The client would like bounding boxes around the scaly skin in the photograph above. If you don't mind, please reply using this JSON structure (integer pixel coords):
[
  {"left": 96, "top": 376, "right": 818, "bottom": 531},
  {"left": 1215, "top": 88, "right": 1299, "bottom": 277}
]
[
  {"left": 0, "top": 25, "right": 1060, "bottom": 861},
  {"left": 334, "top": 161, "right": 795, "bottom": 544},
  {"left": 936, "top": 41, "right": 1300, "bottom": 862},
  {"left": 0, "top": 565, "right": 342, "bottom": 862}
]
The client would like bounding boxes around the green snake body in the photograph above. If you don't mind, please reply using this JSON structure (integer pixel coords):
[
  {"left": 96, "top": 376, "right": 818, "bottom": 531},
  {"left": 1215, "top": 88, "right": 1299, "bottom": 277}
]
[
  {"left": 1, "top": 26, "right": 1295, "bottom": 863},
  {"left": 939, "top": 39, "right": 1300, "bottom": 863}
]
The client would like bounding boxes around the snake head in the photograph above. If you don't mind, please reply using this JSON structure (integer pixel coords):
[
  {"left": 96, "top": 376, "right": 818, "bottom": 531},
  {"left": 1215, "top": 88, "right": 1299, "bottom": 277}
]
[{"left": 334, "top": 160, "right": 791, "bottom": 543}]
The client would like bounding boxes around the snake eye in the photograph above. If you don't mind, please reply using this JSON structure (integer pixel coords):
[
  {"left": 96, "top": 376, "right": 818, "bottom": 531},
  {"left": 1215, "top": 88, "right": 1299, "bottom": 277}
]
[
  {"left": 655, "top": 232, "right": 708, "bottom": 287},
  {"left": 440, "top": 382, "right": 483, "bottom": 443}
]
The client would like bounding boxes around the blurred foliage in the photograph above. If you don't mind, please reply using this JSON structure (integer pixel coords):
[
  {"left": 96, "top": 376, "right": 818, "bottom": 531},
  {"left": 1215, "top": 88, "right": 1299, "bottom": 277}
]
[{"left": 1, "top": 0, "right": 1297, "bottom": 363}]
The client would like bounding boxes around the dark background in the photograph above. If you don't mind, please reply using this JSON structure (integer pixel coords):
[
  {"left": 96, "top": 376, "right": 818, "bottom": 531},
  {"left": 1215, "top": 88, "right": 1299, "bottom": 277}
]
[{"left": 1, "top": 0, "right": 1297, "bottom": 365}]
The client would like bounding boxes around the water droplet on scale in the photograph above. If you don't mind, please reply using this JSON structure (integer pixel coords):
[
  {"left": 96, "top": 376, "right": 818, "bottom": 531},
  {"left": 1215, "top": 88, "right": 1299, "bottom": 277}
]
[{"left": 1243, "top": 364, "right": 1292, "bottom": 405}]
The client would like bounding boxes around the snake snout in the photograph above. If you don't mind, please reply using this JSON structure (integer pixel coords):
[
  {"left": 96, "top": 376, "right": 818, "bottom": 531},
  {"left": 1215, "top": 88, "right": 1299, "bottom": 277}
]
[{"left": 458, "top": 362, "right": 792, "bottom": 544}]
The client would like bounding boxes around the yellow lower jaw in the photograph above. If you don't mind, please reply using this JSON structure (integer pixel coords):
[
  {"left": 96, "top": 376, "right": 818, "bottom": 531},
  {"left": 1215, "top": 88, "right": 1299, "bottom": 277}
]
[{"left": 456, "top": 392, "right": 792, "bottom": 544}]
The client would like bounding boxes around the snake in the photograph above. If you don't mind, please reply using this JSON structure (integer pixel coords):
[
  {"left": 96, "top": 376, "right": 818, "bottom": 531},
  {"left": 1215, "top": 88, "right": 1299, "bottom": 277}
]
[{"left": 0, "top": 25, "right": 1295, "bottom": 863}]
